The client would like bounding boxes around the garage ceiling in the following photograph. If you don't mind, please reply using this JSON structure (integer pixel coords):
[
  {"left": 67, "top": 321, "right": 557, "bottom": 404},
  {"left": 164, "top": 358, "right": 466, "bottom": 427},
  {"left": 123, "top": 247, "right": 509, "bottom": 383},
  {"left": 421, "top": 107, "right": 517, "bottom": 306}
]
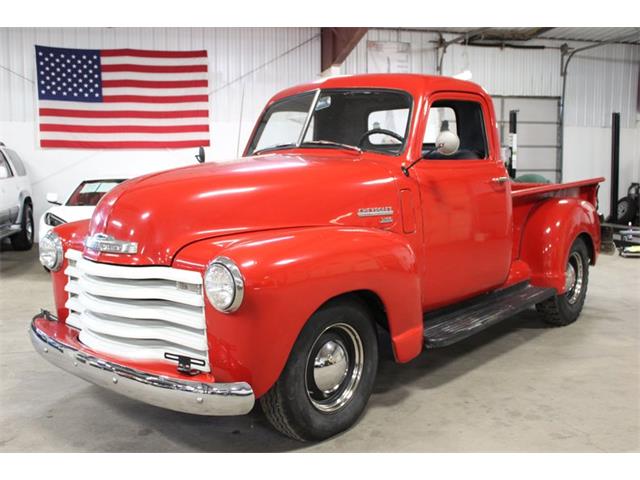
[{"left": 409, "top": 27, "right": 640, "bottom": 45}]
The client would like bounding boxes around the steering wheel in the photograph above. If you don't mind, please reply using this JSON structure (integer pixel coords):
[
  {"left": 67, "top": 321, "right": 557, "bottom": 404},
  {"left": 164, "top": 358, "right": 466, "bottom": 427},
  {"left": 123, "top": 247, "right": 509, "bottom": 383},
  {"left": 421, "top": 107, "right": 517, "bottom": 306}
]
[{"left": 358, "top": 128, "right": 404, "bottom": 148}]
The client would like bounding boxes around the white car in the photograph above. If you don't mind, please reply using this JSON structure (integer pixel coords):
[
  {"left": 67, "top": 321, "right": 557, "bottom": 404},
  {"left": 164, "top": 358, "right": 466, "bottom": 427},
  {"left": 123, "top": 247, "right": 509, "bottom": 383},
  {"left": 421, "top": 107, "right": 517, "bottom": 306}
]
[
  {"left": 0, "top": 143, "right": 34, "bottom": 250},
  {"left": 39, "top": 179, "right": 125, "bottom": 243}
]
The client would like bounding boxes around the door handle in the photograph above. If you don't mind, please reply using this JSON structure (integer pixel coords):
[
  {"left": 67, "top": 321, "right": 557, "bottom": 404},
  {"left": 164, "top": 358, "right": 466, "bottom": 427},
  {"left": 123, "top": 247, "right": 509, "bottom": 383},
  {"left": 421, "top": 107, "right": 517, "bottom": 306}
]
[{"left": 491, "top": 176, "right": 509, "bottom": 184}]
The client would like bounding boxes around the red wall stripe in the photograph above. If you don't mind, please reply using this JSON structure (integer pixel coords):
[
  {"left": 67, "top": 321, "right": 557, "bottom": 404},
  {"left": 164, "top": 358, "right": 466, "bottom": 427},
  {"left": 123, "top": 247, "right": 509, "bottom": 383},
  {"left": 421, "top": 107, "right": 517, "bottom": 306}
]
[
  {"left": 39, "top": 108, "right": 209, "bottom": 119},
  {"left": 40, "top": 124, "right": 209, "bottom": 133},
  {"left": 102, "top": 95, "right": 209, "bottom": 104},
  {"left": 101, "top": 64, "right": 207, "bottom": 73},
  {"left": 40, "top": 139, "right": 211, "bottom": 149},
  {"left": 101, "top": 49, "right": 207, "bottom": 58},
  {"left": 102, "top": 79, "right": 208, "bottom": 89}
]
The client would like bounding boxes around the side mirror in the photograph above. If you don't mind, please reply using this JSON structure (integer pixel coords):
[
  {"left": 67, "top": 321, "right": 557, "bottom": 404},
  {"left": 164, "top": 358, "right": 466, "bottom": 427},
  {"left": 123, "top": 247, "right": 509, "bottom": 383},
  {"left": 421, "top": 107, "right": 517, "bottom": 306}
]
[
  {"left": 435, "top": 129, "right": 460, "bottom": 156},
  {"left": 195, "top": 146, "right": 205, "bottom": 164},
  {"left": 46, "top": 192, "right": 61, "bottom": 205}
]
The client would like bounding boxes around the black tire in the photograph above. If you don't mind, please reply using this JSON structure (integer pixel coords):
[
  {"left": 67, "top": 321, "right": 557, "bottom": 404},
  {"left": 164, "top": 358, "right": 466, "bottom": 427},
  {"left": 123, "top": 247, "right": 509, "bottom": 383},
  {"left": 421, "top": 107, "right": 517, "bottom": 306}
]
[
  {"left": 10, "top": 202, "right": 34, "bottom": 251},
  {"left": 536, "top": 237, "right": 589, "bottom": 326},
  {"left": 260, "top": 298, "right": 378, "bottom": 441},
  {"left": 615, "top": 197, "right": 637, "bottom": 225}
]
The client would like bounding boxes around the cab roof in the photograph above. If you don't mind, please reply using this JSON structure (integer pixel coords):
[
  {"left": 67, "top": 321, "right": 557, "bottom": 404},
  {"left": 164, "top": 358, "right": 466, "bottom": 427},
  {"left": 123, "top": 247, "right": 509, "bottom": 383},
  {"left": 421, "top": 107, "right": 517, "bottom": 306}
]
[{"left": 269, "top": 73, "right": 488, "bottom": 105}]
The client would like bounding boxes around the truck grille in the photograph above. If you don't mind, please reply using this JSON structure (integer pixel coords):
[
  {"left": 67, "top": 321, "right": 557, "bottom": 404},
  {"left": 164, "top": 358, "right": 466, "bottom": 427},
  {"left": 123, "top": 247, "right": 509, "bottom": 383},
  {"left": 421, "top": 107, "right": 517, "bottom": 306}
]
[{"left": 63, "top": 249, "right": 209, "bottom": 372}]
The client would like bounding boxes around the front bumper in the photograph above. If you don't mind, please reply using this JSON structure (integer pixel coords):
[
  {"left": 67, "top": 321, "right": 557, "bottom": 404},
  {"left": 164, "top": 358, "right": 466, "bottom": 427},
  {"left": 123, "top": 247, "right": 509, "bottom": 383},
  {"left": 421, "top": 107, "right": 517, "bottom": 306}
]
[{"left": 30, "top": 311, "right": 255, "bottom": 416}]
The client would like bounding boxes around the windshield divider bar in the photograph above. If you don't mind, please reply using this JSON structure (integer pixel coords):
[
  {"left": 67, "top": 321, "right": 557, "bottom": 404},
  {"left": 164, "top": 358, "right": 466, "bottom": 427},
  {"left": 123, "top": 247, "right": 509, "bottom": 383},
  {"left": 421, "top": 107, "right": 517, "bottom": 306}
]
[{"left": 297, "top": 89, "right": 321, "bottom": 147}]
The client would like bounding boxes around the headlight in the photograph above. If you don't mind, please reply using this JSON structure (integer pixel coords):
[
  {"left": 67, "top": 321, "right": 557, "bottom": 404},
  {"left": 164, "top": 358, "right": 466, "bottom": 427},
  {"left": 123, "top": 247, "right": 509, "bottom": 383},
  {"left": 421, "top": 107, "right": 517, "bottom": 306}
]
[
  {"left": 39, "top": 231, "right": 64, "bottom": 271},
  {"left": 45, "top": 212, "right": 66, "bottom": 227},
  {"left": 204, "top": 256, "right": 244, "bottom": 313}
]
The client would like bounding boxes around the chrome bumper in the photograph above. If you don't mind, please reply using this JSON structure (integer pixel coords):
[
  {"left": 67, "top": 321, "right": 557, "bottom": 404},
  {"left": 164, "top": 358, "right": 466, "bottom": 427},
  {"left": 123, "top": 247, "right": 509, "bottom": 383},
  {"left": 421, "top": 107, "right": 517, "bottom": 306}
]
[{"left": 30, "top": 312, "right": 255, "bottom": 416}]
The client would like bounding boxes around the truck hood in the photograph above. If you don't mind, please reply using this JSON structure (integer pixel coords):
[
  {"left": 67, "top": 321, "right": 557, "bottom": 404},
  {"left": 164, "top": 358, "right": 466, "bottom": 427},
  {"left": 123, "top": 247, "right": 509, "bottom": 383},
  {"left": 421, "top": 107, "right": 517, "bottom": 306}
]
[{"left": 85, "top": 152, "right": 400, "bottom": 265}]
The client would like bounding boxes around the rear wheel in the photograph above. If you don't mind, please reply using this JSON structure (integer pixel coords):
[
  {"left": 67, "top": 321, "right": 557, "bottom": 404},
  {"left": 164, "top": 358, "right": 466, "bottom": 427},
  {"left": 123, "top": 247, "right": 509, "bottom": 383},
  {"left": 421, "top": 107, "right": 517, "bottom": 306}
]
[
  {"left": 261, "top": 298, "right": 378, "bottom": 441},
  {"left": 10, "top": 202, "right": 34, "bottom": 251},
  {"left": 536, "top": 237, "right": 589, "bottom": 326}
]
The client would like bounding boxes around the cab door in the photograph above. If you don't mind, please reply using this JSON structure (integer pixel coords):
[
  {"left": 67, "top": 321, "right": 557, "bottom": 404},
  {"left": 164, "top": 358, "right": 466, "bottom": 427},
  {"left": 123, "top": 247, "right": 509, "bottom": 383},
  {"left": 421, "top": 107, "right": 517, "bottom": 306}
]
[{"left": 413, "top": 92, "right": 512, "bottom": 310}]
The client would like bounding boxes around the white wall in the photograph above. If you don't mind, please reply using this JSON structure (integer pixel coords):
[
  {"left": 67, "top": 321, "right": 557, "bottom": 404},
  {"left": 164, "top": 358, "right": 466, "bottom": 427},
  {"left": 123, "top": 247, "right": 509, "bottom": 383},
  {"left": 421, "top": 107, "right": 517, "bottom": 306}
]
[
  {"left": 0, "top": 27, "right": 321, "bottom": 237},
  {"left": 340, "top": 29, "right": 640, "bottom": 217},
  {"left": 1, "top": 27, "right": 638, "bottom": 236}
]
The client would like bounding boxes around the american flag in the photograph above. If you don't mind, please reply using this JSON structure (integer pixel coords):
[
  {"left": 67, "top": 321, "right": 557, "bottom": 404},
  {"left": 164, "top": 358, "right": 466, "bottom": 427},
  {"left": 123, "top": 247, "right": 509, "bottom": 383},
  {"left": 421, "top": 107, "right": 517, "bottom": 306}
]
[{"left": 35, "top": 45, "right": 210, "bottom": 149}]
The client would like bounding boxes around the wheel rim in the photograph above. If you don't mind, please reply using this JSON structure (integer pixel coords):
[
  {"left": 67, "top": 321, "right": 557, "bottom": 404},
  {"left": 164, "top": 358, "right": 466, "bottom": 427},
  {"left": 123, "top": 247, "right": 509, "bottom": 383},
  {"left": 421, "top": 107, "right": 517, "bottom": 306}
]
[
  {"left": 565, "top": 251, "right": 584, "bottom": 305},
  {"left": 617, "top": 202, "right": 628, "bottom": 217},
  {"left": 305, "top": 323, "right": 364, "bottom": 413}
]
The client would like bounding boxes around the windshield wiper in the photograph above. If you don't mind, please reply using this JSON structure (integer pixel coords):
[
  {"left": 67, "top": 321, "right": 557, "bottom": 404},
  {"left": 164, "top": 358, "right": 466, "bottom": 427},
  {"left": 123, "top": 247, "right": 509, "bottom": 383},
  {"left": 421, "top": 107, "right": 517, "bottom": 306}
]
[
  {"left": 300, "top": 140, "right": 362, "bottom": 154},
  {"left": 252, "top": 143, "right": 296, "bottom": 155}
]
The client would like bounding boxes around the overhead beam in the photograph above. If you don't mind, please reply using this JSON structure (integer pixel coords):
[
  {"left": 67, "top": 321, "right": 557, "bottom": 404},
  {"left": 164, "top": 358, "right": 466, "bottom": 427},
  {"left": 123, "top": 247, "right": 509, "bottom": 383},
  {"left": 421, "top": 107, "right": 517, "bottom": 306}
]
[{"left": 321, "top": 27, "right": 368, "bottom": 72}]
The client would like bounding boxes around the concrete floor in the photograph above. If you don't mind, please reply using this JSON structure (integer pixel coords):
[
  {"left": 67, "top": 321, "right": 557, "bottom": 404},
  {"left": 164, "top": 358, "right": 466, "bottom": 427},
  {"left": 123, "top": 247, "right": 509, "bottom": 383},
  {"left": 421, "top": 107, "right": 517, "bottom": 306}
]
[{"left": 1, "top": 246, "right": 638, "bottom": 452}]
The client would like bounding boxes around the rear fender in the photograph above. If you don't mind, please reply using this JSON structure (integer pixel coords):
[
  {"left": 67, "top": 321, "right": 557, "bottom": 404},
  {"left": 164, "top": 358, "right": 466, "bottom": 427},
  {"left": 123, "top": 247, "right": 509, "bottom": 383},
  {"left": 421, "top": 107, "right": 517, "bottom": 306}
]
[
  {"left": 519, "top": 198, "right": 599, "bottom": 292},
  {"left": 175, "top": 226, "right": 423, "bottom": 397}
]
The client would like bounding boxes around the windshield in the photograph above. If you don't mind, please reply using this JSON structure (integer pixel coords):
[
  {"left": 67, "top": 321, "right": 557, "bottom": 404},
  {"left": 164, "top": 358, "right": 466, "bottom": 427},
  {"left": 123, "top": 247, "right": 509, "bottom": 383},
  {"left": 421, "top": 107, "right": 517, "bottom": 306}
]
[
  {"left": 66, "top": 180, "right": 123, "bottom": 206},
  {"left": 248, "top": 89, "right": 412, "bottom": 156}
]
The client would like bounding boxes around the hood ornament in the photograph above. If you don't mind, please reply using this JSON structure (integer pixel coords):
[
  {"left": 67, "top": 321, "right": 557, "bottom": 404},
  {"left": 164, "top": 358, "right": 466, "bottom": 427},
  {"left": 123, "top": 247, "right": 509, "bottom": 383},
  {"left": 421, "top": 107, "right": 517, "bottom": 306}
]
[{"left": 85, "top": 233, "right": 138, "bottom": 254}]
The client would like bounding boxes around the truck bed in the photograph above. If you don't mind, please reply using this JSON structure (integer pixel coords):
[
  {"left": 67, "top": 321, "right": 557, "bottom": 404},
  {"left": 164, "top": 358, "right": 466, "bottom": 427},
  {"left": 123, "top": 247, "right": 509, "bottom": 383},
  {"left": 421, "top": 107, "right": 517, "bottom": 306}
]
[{"left": 511, "top": 177, "right": 604, "bottom": 205}]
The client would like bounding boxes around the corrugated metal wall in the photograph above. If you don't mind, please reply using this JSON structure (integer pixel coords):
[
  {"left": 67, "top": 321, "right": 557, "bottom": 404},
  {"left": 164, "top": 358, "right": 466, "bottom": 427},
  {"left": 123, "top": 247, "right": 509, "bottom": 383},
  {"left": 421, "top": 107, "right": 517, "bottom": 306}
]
[
  {"left": 0, "top": 27, "right": 321, "bottom": 238},
  {"left": 564, "top": 43, "right": 640, "bottom": 128},
  {"left": 0, "top": 27, "right": 321, "bottom": 144},
  {"left": 340, "top": 29, "right": 640, "bottom": 129}
]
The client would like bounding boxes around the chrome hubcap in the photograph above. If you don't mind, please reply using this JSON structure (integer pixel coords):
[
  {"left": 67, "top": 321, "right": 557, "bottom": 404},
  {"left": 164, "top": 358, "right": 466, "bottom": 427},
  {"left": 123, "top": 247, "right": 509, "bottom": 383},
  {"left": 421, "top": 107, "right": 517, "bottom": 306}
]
[
  {"left": 313, "top": 340, "right": 349, "bottom": 394},
  {"left": 565, "top": 251, "right": 584, "bottom": 305},
  {"left": 305, "top": 323, "right": 364, "bottom": 413}
]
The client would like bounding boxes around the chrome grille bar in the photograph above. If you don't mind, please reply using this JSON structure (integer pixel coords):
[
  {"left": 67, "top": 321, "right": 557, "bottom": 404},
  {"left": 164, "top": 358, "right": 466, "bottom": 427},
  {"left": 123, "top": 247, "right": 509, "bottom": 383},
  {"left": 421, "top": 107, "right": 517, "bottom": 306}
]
[{"left": 64, "top": 249, "right": 209, "bottom": 372}]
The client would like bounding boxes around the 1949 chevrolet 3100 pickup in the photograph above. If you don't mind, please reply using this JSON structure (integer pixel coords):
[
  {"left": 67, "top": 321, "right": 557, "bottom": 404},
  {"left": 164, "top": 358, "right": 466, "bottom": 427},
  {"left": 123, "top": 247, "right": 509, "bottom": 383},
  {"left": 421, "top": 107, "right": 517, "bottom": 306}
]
[{"left": 33, "top": 74, "right": 603, "bottom": 441}]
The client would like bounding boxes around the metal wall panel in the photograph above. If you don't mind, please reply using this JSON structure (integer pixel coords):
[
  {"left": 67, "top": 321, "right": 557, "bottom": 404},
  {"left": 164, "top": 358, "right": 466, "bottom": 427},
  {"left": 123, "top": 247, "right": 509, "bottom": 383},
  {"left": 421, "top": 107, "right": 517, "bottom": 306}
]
[
  {"left": 340, "top": 29, "right": 640, "bottom": 129},
  {"left": 564, "top": 43, "right": 640, "bottom": 128},
  {"left": 0, "top": 27, "right": 321, "bottom": 132}
]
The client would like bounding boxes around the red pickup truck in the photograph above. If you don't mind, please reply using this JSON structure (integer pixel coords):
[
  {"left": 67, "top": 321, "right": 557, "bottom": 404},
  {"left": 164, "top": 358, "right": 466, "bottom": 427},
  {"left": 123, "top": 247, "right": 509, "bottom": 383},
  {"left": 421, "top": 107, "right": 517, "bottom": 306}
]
[{"left": 33, "top": 74, "right": 603, "bottom": 441}]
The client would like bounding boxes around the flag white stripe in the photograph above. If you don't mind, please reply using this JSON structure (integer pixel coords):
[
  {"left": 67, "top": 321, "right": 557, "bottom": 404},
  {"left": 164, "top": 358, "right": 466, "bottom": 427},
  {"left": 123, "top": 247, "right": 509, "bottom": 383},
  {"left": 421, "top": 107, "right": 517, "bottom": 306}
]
[
  {"left": 100, "top": 56, "right": 208, "bottom": 66},
  {"left": 39, "top": 116, "right": 211, "bottom": 126},
  {"left": 102, "top": 87, "right": 208, "bottom": 97},
  {"left": 39, "top": 100, "right": 209, "bottom": 111},
  {"left": 40, "top": 131, "right": 209, "bottom": 142},
  {"left": 101, "top": 72, "right": 209, "bottom": 82}
]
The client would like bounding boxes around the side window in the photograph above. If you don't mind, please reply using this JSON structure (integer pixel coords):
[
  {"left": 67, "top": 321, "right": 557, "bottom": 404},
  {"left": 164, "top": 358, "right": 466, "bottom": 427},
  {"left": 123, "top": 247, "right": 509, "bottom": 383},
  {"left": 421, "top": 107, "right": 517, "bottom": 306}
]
[
  {"left": 0, "top": 152, "right": 14, "bottom": 179},
  {"left": 423, "top": 100, "right": 488, "bottom": 160},
  {"left": 367, "top": 108, "right": 409, "bottom": 145},
  {"left": 6, "top": 149, "right": 26, "bottom": 176}
]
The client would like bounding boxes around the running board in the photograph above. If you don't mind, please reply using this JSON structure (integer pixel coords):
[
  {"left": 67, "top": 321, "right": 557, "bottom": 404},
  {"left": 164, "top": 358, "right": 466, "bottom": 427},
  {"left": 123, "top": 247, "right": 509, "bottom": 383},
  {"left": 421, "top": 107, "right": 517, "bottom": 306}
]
[{"left": 423, "top": 283, "right": 556, "bottom": 349}]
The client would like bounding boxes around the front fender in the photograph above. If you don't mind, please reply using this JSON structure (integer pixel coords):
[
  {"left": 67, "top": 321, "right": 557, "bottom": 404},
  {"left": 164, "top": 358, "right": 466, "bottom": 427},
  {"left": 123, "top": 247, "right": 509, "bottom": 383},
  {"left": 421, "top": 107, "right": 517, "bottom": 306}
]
[
  {"left": 174, "top": 226, "right": 423, "bottom": 398},
  {"left": 519, "top": 198, "right": 600, "bottom": 292}
]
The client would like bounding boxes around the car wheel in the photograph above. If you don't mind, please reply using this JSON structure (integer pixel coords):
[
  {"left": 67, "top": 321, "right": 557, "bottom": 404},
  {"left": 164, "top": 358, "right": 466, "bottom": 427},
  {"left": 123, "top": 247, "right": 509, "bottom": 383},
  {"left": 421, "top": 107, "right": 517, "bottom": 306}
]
[
  {"left": 615, "top": 197, "right": 638, "bottom": 225},
  {"left": 260, "top": 297, "right": 378, "bottom": 441},
  {"left": 10, "top": 202, "right": 34, "bottom": 251},
  {"left": 536, "top": 237, "right": 589, "bottom": 326}
]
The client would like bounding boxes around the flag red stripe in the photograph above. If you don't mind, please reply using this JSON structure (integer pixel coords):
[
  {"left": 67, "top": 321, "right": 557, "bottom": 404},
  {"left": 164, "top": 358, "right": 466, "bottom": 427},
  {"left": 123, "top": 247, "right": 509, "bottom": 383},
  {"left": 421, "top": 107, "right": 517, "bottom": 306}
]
[
  {"left": 39, "top": 108, "right": 209, "bottom": 119},
  {"left": 101, "top": 64, "right": 207, "bottom": 73},
  {"left": 40, "top": 124, "right": 209, "bottom": 133},
  {"left": 102, "top": 79, "right": 208, "bottom": 89},
  {"left": 101, "top": 49, "right": 207, "bottom": 59},
  {"left": 40, "top": 140, "right": 210, "bottom": 149},
  {"left": 102, "top": 95, "right": 209, "bottom": 104}
]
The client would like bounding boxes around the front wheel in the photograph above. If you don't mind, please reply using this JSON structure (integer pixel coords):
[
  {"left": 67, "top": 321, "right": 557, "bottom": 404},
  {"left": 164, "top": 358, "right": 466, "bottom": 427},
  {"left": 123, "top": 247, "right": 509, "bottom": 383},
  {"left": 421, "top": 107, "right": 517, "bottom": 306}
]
[
  {"left": 260, "top": 298, "right": 378, "bottom": 441},
  {"left": 536, "top": 237, "right": 590, "bottom": 326}
]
